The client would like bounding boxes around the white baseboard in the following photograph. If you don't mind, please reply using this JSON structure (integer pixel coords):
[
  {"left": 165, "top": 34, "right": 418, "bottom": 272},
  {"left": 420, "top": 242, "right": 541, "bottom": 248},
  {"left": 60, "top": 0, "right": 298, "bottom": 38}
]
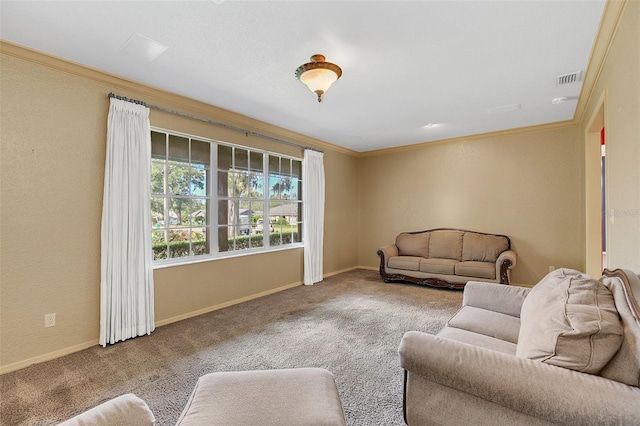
[
  {"left": 0, "top": 339, "right": 99, "bottom": 375},
  {"left": 356, "top": 265, "right": 378, "bottom": 272},
  {"left": 155, "top": 280, "right": 302, "bottom": 327}
]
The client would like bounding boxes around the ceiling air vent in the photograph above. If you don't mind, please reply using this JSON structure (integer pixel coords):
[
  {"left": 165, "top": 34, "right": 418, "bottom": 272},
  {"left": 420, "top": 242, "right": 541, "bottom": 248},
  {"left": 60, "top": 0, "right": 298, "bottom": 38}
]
[{"left": 556, "top": 71, "right": 583, "bottom": 86}]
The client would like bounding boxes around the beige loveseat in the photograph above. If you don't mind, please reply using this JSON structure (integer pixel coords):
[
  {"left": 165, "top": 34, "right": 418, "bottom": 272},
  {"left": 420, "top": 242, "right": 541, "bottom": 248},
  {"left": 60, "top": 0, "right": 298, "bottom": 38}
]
[
  {"left": 399, "top": 268, "right": 640, "bottom": 425},
  {"left": 378, "top": 228, "right": 517, "bottom": 289}
]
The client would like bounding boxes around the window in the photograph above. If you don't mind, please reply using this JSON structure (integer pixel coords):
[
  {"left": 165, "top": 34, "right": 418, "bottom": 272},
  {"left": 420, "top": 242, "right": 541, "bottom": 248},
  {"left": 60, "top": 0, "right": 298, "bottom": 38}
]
[{"left": 151, "top": 129, "right": 302, "bottom": 264}]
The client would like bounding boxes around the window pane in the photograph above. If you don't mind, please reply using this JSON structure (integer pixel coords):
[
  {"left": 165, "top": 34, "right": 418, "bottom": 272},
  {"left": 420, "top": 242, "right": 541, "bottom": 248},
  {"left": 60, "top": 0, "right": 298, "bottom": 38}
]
[
  {"left": 281, "top": 176, "right": 293, "bottom": 200},
  {"left": 151, "top": 162, "right": 165, "bottom": 194},
  {"left": 271, "top": 230, "right": 282, "bottom": 246},
  {"left": 249, "top": 172, "right": 264, "bottom": 198},
  {"left": 167, "top": 162, "right": 190, "bottom": 196},
  {"left": 191, "top": 164, "right": 207, "bottom": 196},
  {"left": 281, "top": 158, "right": 291, "bottom": 175},
  {"left": 191, "top": 139, "right": 210, "bottom": 165},
  {"left": 151, "top": 131, "right": 166, "bottom": 159},
  {"left": 290, "top": 178, "right": 301, "bottom": 201},
  {"left": 168, "top": 134, "right": 189, "bottom": 162},
  {"left": 235, "top": 148, "right": 248, "bottom": 171},
  {"left": 151, "top": 197, "right": 165, "bottom": 228},
  {"left": 250, "top": 201, "right": 263, "bottom": 228},
  {"left": 250, "top": 233, "right": 264, "bottom": 248},
  {"left": 291, "top": 223, "right": 300, "bottom": 243},
  {"left": 192, "top": 228, "right": 208, "bottom": 256},
  {"left": 250, "top": 152, "right": 263, "bottom": 172},
  {"left": 219, "top": 226, "right": 236, "bottom": 253},
  {"left": 152, "top": 230, "right": 167, "bottom": 261},
  {"left": 189, "top": 199, "right": 207, "bottom": 226},
  {"left": 268, "top": 155, "right": 280, "bottom": 175},
  {"left": 218, "top": 171, "right": 230, "bottom": 197},
  {"left": 234, "top": 171, "right": 249, "bottom": 198},
  {"left": 218, "top": 200, "right": 229, "bottom": 225},
  {"left": 168, "top": 230, "right": 190, "bottom": 259},
  {"left": 218, "top": 145, "right": 232, "bottom": 170},
  {"left": 269, "top": 174, "right": 280, "bottom": 200},
  {"left": 168, "top": 197, "right": 190, "bottom": 227},
  {"left": 292, "top": 160, "right": 302, "bottom": 179}
]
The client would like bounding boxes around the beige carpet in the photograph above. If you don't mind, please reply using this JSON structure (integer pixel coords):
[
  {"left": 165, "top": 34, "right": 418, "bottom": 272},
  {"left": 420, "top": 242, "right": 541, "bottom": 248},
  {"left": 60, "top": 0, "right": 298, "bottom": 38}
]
[{"left": 0, "top": 269, "right": 462, "bottom": 426}]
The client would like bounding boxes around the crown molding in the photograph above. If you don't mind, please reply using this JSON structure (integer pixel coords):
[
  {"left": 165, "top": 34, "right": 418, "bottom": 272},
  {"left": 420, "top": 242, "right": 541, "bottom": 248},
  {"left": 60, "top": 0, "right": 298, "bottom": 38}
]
[
  {"left": 358, "top": 120, "right": 577, "bottom": 158},
  {"left": 574, "top": 0, "right": 628, "bottom": 125},
  {"left": 0, "top": 40, "right": 358, "bottom": 158}
]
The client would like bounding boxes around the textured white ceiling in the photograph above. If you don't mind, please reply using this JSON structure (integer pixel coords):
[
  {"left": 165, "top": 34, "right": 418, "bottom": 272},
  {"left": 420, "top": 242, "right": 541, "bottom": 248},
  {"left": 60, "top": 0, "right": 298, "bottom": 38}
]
[{"left": 0, "top": 1, "right": 606, "bottom": 152}]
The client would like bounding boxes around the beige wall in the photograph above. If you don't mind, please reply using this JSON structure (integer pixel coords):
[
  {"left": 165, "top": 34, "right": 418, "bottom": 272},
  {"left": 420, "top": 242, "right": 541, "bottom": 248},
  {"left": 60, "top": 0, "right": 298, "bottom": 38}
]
[
  {"left": 580, "top": 0, "right": 640, "bottom": 273},
  {"left": 357, "top": 126, "right": 585, "bottom": 286},
  {"left": 1, "top": 0, "right": 638, "bottom": 373},
  {"left": 0, "top": 46, "right": 358, "bottom": 371}
]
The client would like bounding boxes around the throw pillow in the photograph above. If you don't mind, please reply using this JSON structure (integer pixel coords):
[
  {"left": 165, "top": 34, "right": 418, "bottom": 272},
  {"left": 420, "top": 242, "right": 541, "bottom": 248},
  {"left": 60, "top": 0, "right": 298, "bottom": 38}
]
[
  {"left": 516, "top": 268, "right": 623, "bottom": 374},
  {"left": 396, "top": 232, "right": 430, "bottom": 258}
]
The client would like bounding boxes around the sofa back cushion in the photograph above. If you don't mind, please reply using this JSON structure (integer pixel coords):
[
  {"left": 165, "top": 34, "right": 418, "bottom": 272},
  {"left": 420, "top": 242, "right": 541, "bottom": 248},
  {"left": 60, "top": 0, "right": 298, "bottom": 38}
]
[
  {"left": 396, "top": 232, "right": 430, "bottom": 258},
  {"left": 597, "top": 269, "right": 640, "bottom": 387},
  {"left": 462, "top": 232, "right": 509, "bottom": 263},
  {"left": 429, "top": 230, "right": 463, "bottom": 260},
  {"left": 516, "top": 268, "right": 623, "bottom": 374}
]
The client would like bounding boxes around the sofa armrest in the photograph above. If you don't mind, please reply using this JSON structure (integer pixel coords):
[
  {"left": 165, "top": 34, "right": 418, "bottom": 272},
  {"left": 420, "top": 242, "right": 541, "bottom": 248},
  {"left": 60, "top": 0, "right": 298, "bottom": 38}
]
[
  {"left": 398, "top": 331, "right": 640, "bottom": 425},
  {"left": 462, "top": 281, "right": 530, "bottom": 317},
  {"left": 496, "top": 250, "right": 517, "bottom": 284},
  {"left": 57, "top": 394, "right": 155, "bottom": 426},
  {"left": 377, "top": 244, "right": 398, "bottom": 269},
  {"left": 497, "top": 249, "right": 517, "bottom": 267}
]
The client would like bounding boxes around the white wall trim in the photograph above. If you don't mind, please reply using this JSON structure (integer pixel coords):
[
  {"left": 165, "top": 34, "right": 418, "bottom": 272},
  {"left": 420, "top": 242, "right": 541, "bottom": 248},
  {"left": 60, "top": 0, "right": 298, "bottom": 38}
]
[
  {"left": 155, "top": 280, "right": 302, "bottom": 327},
  {"left": 0, "top": 339, "right": 99, "bottom": 375}
]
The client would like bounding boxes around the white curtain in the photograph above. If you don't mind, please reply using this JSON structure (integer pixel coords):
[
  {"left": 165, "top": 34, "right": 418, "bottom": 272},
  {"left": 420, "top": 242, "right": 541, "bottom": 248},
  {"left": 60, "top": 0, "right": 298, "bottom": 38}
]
[
  {"left": 303, "top": 149, "right": 325, "bottom": 285},
  {"left": 100, "top": 98, "right": 155, "bottom": 346}
]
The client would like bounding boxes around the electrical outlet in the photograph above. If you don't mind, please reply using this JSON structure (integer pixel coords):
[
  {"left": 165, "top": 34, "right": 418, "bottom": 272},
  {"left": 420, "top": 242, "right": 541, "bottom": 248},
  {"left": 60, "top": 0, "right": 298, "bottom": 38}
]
[
  {"left": 549, "top": 266, "right": 555, "bottom": 273},
  {"left": 45, "top": 313, "right": 56, "bottom": 328}
]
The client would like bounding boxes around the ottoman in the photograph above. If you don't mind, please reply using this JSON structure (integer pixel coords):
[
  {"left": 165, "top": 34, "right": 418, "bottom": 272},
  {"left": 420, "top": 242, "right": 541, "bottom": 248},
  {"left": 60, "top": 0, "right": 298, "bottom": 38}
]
[{"left": 175, "top": 368, "right": 346, "bottom": 425}]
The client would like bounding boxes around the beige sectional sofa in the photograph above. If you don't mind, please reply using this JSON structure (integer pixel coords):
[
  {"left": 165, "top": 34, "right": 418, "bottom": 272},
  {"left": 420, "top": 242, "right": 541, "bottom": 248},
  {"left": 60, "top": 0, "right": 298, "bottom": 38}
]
[
  {"left": 378, "top": 228, "right": 517, "bottom": 289},
  {"left": 399, "top": 268, "right": 640, "bottom": 425}
]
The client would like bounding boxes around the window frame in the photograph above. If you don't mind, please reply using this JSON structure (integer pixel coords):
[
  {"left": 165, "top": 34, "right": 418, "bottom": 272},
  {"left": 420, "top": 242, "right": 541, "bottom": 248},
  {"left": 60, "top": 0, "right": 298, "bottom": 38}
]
[{"left": 151, "top": 127, "right": 304, "bottom": 268}]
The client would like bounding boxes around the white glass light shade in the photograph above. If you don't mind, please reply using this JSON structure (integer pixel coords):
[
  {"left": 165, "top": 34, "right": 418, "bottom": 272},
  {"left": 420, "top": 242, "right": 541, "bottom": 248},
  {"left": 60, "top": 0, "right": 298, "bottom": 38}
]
[
  {"left": 295, "top": 54, "right": 342, "bottom": 102},
  {"left": 300, "top": 68, "right": 339, "bottom": 95}
]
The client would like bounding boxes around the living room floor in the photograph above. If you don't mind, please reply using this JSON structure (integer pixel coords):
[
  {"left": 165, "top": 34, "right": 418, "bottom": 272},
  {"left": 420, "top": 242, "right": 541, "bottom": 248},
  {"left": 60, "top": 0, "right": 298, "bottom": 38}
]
[{"left": 0, "top": 269, "right": 463, "bottom": 426}]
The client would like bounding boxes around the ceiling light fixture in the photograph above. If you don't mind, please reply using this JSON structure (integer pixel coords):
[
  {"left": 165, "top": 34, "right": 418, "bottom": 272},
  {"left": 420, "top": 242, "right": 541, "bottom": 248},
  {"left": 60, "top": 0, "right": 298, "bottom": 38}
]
[
  {"left": 295, "top": 54, "right": 342, "bottom": 103},
  {"left": 120, "top": 32, "right": 168, "bottom": 62},
  {"left": 551, "top": 96, "right": 578, "bottom": 105}
]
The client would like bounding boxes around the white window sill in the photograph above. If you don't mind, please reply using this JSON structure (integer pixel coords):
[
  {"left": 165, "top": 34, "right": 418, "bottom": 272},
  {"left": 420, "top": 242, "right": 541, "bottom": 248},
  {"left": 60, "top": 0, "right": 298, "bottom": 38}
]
[{"left": 152, "top": 243, "right": 304, "bottom": 270}]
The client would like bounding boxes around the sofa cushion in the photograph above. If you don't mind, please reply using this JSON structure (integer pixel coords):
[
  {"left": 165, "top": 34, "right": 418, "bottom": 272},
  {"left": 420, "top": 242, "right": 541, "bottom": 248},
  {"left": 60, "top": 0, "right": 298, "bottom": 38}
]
[
  {"left": 429, "top": 230, "right": 463, "bottom": 260},
  {"left": 438, "top": 326, "right": 517, "bottom": 355},
  {"left": 462, "top": 233, "right": 509, "bottom": 263},
  {"left": 57, "top": 394, "right": 155, "bottom": 426},
  {"left": 455, "top": 261, "right": 495, "bottom": 279},
  {"left": 396, "top": 232, "right": 430, "bottom": 258},
  {"left": 176, "top": 368, "right": 346, "bottom": 426},
  {"left": 419, "top": 258, "right": 458, "bottom": 275},
  {"left": 388, "top": 256, "right": 422, "bottom": 271},
  {"left": 516, "top": 268, "right": 623, "bottom": 374},
  {"left": 447, "top": 305, "right": 521, "bottom": 344}
]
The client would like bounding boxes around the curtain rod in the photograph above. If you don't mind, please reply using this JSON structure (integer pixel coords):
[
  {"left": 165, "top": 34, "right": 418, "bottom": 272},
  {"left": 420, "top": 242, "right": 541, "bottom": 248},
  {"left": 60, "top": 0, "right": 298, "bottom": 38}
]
[{"left": 108, "top": 92, "right": 323, "bottom": 153}]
